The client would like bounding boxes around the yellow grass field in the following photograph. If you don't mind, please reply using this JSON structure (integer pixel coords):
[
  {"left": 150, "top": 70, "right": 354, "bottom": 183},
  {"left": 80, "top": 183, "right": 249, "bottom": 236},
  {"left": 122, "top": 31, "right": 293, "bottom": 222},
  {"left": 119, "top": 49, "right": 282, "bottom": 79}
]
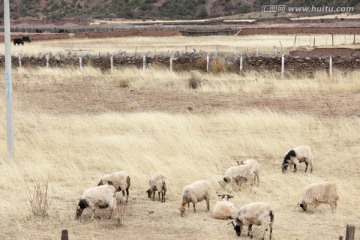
[{"left": 0, "top": 36, "right": 360, "bottom": 240}]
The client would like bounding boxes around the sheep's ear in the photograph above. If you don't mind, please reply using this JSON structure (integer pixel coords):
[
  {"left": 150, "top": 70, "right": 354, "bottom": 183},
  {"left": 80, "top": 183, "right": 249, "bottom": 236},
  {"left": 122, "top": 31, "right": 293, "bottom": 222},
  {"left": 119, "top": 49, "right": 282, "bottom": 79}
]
[
  {"left": 228, "top": 195, "right": 234, "bottom": 198},
  {"left": 107, "top": 181, "right": 113, "bottom": 185}
]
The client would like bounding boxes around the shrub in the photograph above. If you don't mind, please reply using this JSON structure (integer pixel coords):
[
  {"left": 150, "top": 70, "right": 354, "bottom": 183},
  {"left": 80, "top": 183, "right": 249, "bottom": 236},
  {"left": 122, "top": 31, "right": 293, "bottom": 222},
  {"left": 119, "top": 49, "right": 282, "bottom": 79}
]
[
  {"left": 25, "top": 177, "right": 52, "bottom": 218},
  {"left": 188, "top": 72, "right": 202, "bottom": 89}
]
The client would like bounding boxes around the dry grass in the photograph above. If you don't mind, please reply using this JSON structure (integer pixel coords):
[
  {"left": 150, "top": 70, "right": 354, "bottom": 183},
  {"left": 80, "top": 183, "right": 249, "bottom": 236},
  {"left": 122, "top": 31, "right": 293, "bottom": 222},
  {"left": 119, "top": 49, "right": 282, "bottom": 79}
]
[
  {"left": 0, "top": 63, "right": 359, "bottom": 239},
  {"left": 0, "top": 34, "right": 357, "bottom": 57}
]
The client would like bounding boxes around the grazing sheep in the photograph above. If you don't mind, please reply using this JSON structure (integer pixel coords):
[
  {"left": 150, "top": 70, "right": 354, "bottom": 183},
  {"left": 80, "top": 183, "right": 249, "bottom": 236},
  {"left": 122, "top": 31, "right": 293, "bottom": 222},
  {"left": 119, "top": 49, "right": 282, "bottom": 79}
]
[
  {"left": 299, "top": 182, "right": 339, "bottom": 213},
  {"left": 221, "top": 164, "right": 256, "bottom": 188},
  {"left": 146, "top": 172, "right": 168, "bottom": 203},
  {"left": 237, "top": 159, "right": 260, "bottom": 185},
  {"left": 180, "top": 180, "right": 211, "bottom": 217},
  {"left": 76, "top": 184, "right": 118, "bottom": 220},
  {"left": 231, "top": 202, "right": 274, "bottom": 240},
  {"left": 212, "top": 194, "right": 238, "bottom": 220},
  {"left": 98, "top": 171, "right": 130, "bottom": 202},
  {"left": 281, "top": 145, "right": 313, "bottom": 173}
]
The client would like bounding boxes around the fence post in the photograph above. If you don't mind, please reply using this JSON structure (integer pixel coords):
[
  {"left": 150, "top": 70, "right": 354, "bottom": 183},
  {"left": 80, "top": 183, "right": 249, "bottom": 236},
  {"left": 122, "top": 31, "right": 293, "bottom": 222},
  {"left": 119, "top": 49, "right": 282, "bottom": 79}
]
[
  {"left": 332, "top": 33, "right": 334, "bottom": 46},
  {"left": 61, "top": 229, "right": 68, "bottom": 240},
  {"left": 143, "top": 55, "right": 146, "bottom": 70},
  {"left": 169, "top": 56, "right": 173, "bottom": 72},
  {"left": 293, "top": 34, "right": 297, "bottom": 50},
  {"left": 110, "top": 55, "right": 113, "bottom": 71},
  {"left": 206, "top": 53, "right": 210, "bottom": 72},
  {"left": 46, "top": 54, "right": 50, "bottom": 68},
  {"left": 329, "top": 55, "right": 333, "bottom": 77},
  {"left": 256, "top": 46, "right": 258, "bottom": 57},
  {"left": 79, "top": 56, "right": 82, "bottom": 70},
  {"left": 353, "top": 34, "right": 356, "bottom": 44},
  {"left": 344, "top": 35, "right": 346, "bottom": 45},
  {"left": 18, "top": 54, "right": 22, "bottom": 68},
  {"left": 239, "top": 55, "right": 243, "bottom": 73},
  {"left": 281, "top": 54, "right": 285, "bottom": 76},
  {"left": 345, "top": 224, "right": 355, "bottom": 240}
]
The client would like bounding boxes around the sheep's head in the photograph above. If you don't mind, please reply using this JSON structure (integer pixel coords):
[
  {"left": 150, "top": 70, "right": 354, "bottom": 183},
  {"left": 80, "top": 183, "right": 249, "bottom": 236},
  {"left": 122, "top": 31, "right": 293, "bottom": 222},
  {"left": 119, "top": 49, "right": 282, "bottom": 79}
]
[
  {"left": 146, "top": 189, "right": 153, "bottom": 198},
  {"left": 179, "top": 206, "right": 186, "bottom": 217},
  {"left": 217, "top": 194, "right": 234, "bottom": 201},
  {"left": 231, "top": 220, "right": 242, "bottom": 236},
  {"left": 76, "top": 199, "right": 88, "bottom": 219},
  {"left": 299, "top": 202, "right": 307, "bottom": 211},
  {"left": 281, "top": 162, "right": 289, "bottom": 173}
]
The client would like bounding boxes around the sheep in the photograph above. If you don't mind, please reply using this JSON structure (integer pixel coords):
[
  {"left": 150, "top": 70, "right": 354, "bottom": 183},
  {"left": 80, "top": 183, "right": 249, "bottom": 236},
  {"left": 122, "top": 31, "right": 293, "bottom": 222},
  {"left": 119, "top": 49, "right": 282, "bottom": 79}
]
[
  {"left": 76, "top": 184, "right": 118, "bottom": 221},
  {"left": 281, "top": 145, "right": 313, "bottom": 173},
  {"left": 212, "top": 194, "right": 238, "bottom": 220},
  {"left": 146, "top": 172, "right": 168, "bottom": 203},
  {"left": 179, "top": 180, "right": 211, "bottom": 217},
  {"left": 237, "top": 159, "right": 260, "bottom": 185},
  {"left": 231, "top": 202, "right": 274, "bottom": 240},
  {"left": 299, "top": 182, "right": 339, "bottom": 213},
  {"left": 220, "top": 164, "right": 256, "bottom": 188},
  {"left": 98, "top": 171, "right": 130, "bottom": 202}
]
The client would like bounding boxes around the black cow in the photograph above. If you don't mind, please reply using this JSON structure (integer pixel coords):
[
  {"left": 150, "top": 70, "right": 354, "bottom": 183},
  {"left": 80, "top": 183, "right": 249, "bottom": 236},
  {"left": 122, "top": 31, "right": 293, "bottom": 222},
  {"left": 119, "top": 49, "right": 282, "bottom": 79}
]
[
  {"left": 22, "top": 36, "right": 31, "bottom": 43},
  {"left": 13, "top": 38, "right": 24, "bottom": 46}
]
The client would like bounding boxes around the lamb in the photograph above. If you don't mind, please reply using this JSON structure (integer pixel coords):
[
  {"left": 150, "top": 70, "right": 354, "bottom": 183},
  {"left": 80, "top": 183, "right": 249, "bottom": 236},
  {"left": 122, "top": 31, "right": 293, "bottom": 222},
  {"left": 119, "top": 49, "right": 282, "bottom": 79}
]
[
  {"left": 212, "top": 194, "right": 238, "bottom": 220},
  {"left": 179, "top": 180, "right": 211, "bottom": 217},
  {"left": 231, "top": 202, "right": 274, "bottom": 240},
  {"left": 299, "top": 181, "right": 339, "bottom": 213},
  {"left": 146, "top": 172, "right": 168, "bottom": 203},
  {"left": 98, "top": 171, "right": 130, "bottom": 202},
  {"left": 221, "top": 164, "right": 256, "bottom": 188},
  {"left": 237, "top": 159, "right": 260, "bottom": 185},
  {"left": 76, "top": 184, "right": 118, "bottom": 220},
  {"left": 281, "top": 145, "right": 313, "bottom": 173}
]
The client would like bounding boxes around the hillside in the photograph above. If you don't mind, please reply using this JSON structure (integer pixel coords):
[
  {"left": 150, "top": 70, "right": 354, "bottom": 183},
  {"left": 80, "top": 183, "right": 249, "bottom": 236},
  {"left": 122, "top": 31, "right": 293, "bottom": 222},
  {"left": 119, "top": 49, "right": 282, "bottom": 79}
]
[{"left": 0, "top": 0, "right": 358, "bottom": 20}]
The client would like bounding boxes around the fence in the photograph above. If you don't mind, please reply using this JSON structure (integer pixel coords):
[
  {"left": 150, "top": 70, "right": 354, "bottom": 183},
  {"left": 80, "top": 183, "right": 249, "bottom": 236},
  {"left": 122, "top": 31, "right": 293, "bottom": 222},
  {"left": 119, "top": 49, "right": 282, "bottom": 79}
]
[{"left": 2, "top": 52, "right": 360, "bottom": 75}]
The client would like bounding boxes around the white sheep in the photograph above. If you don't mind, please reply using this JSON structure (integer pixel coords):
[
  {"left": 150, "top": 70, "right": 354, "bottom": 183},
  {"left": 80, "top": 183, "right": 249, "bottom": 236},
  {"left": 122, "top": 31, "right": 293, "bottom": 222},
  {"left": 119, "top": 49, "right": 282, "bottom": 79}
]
[
  {"left": 98, "top": 171, "right": 131, "bottom": 202},
  {"left": 76, "top": 184, "right": 118, "bottom": 220},
  {"left": 299, "top": 181, "right": 339, "bottom": 213},
  {"left": 221, "top": 164, "right": 255, "bottom": 188},
  {"left": 231, "top": 202, "right": 274, "bottom": 240},
  {"left": 237, "top": 159, "right": 260, "bottom": 185},
  {"left": 212, "top": 194, "right": 238, "bottom": 220},
  {"left": 146, "top": 172, "right": 168, "bottom": 203},
  {"left": 179, "top": 180, "right": 211, "bottom": 217},
  {"left": 281, "top": 145, "right": 313, "bottom": 173}
]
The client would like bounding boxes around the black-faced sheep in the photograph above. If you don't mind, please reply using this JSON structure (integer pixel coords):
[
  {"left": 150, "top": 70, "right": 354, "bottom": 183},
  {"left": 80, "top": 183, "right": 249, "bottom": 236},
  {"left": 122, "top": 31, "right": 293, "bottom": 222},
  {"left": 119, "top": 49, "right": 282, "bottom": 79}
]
[
  {"left": 299, "top": 182, "right": 339, "bottom": 213},
  {"left": 76, "top": 184, "right": 118, "bottom": 220},
  {"left": 98, "top": 171, "right": 131, "bottom": 202},
  {"left": 146, "top": 172, "right": 168, "bottom": 203},
  {"left": 220, "top": 164, "right": 256, "bottom": 188},
  {"left": 231, "top": 202, "right": 274, "bottom": 240},
  {"left": 281, "top": 145, "right": 313, "bottom": 173},
  {"left": 179, "top": 180, "right": 211, "bottom": 217},
  {"left": 237, "top": 159, "right": 260, "bottom": 185},
  {"left": 212, "top": 194, "right": 238, "bottom": 220}
]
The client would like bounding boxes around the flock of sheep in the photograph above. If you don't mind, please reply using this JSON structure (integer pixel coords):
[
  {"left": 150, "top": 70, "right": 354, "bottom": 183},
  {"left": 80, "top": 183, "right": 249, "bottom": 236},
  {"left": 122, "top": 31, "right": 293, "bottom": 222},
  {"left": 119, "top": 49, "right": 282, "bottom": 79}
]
[{"left": 75, "top": 145, "right": 339, "bottom": 239}]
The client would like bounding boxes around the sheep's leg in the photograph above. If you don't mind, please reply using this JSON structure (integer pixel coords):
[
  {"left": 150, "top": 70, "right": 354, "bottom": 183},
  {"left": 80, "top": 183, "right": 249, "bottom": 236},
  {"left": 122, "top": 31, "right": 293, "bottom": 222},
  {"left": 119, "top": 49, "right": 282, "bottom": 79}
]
[
  {"left": 126, "top": 188, "right": 129, "bottom": 202},
  {"left": 163, "top": 190, "right": 166, "bottom": 203},
  {"left": 193, "top": 203, "right": 196, "bottom": 212},
  {"left": 304, "top": 162, "right": 308, "bottom": 172},
  {"left": 108, "top": 208, "right": 113, "bottom": 219},
  {"left": 152, "top": 191, "right": 155, "bottom": 201},
  {"left": 91, "top": 209, "right": 96, "bottom": 221},
  {"left": 205, "top": 196, "right": 210, "bottom": 211},
  {"left": 158, "top": 191, "right": 161, "bottom": 201},
  {"left": 293, "top": 164, "right": 297, "bottom": 173},
  {"left": 247, "top": 224, "right": 253, "bottom": 238}
]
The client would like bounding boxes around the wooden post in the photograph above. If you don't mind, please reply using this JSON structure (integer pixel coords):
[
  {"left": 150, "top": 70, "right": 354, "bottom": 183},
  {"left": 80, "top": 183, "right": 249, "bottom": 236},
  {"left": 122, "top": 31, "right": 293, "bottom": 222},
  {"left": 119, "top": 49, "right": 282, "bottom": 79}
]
[
  {"left": 239, "top": 55, "right": 243, "bottom": 73},
  {"left": 110, "top": 55, "right": 113, "bottom": 71},
  {"left": 309, "top": 37, "right": 312, "bottom": 48},
  {"left": 256, "top": 46, "right": 258, "bottom": 57},
  {"left": 281, "top": 54, "right": 285, "bottom": 76},
  {"left": 143, "top": 55, "right": 146, "bottom": 70},
  {"left": 344, "top": 35, "right": 346, "bottom": 45},
  {"left": 293, "top": 34, "right": 297, "bottom": 50},
  {"left": 61, "top": 229, "right": 68, "bottom": 240},
  {"left": 332, "top": 34, "right": 334, "bottom": 46},
  {"left": 279, "top": 40, "right": 284, "bottom": 54},
  {"left": 329, "top": 55, "right": 333, "bottom": 77},
  {"left": 206, "top": 53, "right": 210, "bottom": 72},
  {"left": 353, "top": 34, "right": 356, "bottom": 44},
  {"left": 18, "top": 55, "right": 22, "bottom": 68},
  {"left": 169, "top": 57, "right": 173, "bottom": 72},
  {"left": 46, "top": 54, "right": 50, "bottom": 68},
  {"left": 345, "top": 224, "right": 355, "bottom": 240},
  {"left": 79, "top": 56, "right": 82, "bottom": 70},
  {"left": 313, "top": 37, "right": 316, "bottom": 47}
]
